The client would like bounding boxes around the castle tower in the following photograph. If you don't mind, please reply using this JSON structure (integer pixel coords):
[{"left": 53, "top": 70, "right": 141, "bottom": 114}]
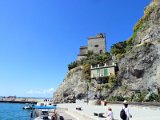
[
  {"left": 88, "top": 33, "right": 106, "bottom": 54},
  {"left": 77, "top": 33, "right": 106, "bottom": 61},
  {"left": 153, "top": 0, "right": 160, "bottom": 5}
]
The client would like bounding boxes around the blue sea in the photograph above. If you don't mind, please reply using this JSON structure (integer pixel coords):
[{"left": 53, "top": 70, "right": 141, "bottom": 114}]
[{"left": 0, "top": 103, "right": 32, "bottom": 120}]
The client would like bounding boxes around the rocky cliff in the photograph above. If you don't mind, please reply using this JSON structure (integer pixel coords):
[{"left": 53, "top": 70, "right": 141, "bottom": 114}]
[
  {"left": 53, "top": 1, "right": 160, "bottom": 102},
  {"left": 112, "top": 1, "right": 160, "bottom": 100},
  {"left": 53, "top": 66, "right": 97, "bottom": 103}
]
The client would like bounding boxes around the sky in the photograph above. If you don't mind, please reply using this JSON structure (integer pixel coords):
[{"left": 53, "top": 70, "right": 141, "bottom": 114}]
[{"left": 0, "top": 0, "right": 151, "bottom": 98}]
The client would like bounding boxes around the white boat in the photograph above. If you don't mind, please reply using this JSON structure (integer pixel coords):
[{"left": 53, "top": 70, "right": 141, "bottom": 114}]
[{"left": 22, "top": 103, "right": 33, "bottom": 109}]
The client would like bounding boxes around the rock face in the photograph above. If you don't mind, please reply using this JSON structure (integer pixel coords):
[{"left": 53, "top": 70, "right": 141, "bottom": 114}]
[
  {"left": 112, "top": 1, "right": 160, "bottom": 97},
  {"left": 121, "top": 2, "right": 160, "bottom": 86},
  {"left": 116, "top": 43, "right": 160, "bottom": 95},
  {"left": 53, "top": 1, "right": 160, "bottom": 102},
  {"left": 53, "top": 66, "right": 97, "bottom": 103},
  {"left": 134, "top": 2, "right": 160, "bottom": 45}
]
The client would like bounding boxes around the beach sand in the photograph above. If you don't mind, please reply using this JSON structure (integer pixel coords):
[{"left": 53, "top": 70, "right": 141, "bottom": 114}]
[{"left": 57, "top": 100, "right": 160, "bottom": 120}]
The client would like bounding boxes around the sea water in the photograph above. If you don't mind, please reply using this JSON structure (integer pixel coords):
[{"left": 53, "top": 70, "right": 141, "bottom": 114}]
[{"left": 0, "top": 103, "right": 32, "bottom": 120}]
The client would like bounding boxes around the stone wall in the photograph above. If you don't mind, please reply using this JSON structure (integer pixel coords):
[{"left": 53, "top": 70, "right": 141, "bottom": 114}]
[
  {"left": 79, "top": 46, "right": 88, "bottom": 55},
  {"left": 154, "top": 0, "right": 160, "bottom": 5}
]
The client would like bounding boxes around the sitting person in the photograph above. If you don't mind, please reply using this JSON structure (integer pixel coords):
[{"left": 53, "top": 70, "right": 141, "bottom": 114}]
[
  {"left": 105, "top": 107, "right": 114, "bottom": 120},
  {"left": 51, "top": 110, "right": 58, "bottom": 120}
]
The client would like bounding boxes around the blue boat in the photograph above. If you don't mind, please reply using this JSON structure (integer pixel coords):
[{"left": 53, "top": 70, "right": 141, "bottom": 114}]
[{"left": 33, "top": 105, "right": 56, "bottom": 109}]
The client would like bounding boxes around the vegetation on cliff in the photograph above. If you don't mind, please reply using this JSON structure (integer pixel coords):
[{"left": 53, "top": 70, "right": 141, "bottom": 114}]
[
  {"left": 55, "top": 1, "right": 160, "bottom": 103},
  {"left": 68, "top": 51, "right": 111, "bottom": 70},
  {"left": 110, "top": 2, "right": 158, "bottom": 60},
  {"left": 68, "top": 51, "right": 112, "bottom": 81}
]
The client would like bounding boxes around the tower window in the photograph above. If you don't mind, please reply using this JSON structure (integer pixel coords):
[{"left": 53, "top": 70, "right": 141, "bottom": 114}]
[{"left": 94, "top": 45, "right": 99, "bottom": 47}]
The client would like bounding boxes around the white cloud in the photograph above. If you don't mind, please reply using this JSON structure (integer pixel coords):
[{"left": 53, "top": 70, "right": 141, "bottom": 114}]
[{"left": 26, "top": 88, "right": 55, "bottom": 97}]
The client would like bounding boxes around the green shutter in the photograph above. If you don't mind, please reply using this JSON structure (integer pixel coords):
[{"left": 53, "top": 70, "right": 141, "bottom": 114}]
[
  {"left": 104, "top": 68, "right": 108, "bottom": 76},
  {"left": 97, "top": 69, "right": 100, "bottom": 77}
]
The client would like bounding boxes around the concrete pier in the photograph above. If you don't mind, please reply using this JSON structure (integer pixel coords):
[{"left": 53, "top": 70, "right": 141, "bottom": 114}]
[{"left": 0, "top": 97, "right": 42, "bottom": 104}]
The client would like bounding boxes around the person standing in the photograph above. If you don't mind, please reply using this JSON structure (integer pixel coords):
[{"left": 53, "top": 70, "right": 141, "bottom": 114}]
[
  {"left": 51, "top": 109, "right": 58, "bottom": 120},
  {"left": 121, "top": 100, "right": 132, "bottom": 120}
]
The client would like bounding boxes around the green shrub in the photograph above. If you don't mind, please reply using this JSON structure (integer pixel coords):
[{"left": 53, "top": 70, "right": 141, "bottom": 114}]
[
  {"left": 103, "top": 83, "right": 110, "bottom": 90},
  {"left": 134, "top": 18, "right": 144, "bottom": 33},
  {"left": 68, "top": 61, "right": 78, "bottom": 70},
  {"left": 117, "top": 95, "right": 125, "bottom": 101},
  {"left": 68, "top": 52, "right": 112, "bottom": 70},
  {"left": 87, "top": 51, "right": 94, "bottom": 57},
  {"left": 108, "top": 96, "right": 117, "bottom": 101},
  {"left": 135, "top": 93, "right": 145, "bottom": 102},
  {"left": 145, "top": 92, "right": 160, "bottom": 102},
  {"left": 110, "top": 40, "right": 134, "bottom": 60},
  {"left": 130, "top": 91, "right": 160, "bottom": 102},
  {"left": 111, "top": 41, "right": 127, "bottom": 56}
]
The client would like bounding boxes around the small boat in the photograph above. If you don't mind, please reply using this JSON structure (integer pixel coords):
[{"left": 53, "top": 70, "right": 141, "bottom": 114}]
[{"left": 22, "top": 103, "right": 33, "bottom": 109}]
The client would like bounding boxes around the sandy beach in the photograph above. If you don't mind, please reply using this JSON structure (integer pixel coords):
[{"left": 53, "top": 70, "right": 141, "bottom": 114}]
[{"left": 57, "top": 100, "right": 160, "bottom": 120}]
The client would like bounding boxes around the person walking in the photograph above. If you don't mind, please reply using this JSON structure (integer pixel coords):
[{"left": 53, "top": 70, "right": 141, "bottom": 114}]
[{"left": 121, "top": 100, "right": 132, "bottom": 120}]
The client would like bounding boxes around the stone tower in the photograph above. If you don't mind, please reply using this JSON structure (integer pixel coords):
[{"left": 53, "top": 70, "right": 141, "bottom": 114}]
[
  {"left": 153, "top": 0, "right": 160, "bottom": 5},
  {"left": 88, "top": 33, "right": 106, "bottom": 54},
  {"left": 77, "top": 33, "right": 106, "bottom": 61}
]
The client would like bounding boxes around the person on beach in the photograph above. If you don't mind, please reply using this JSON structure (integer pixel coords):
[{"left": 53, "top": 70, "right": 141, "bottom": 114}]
[
  {"left": 105, "top": 107, "right": 114, "bottom": 120},
  {"left": 121, "top": 100, "right": 132, "bottom": 120},
  {"left": 51, "top": 109, "right": 58, "bottom": 120}
]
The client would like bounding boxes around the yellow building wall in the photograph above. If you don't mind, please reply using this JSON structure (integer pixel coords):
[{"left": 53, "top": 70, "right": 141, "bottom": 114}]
[{"left": 91, "top": 67, "right": 115, "bottom": 78}]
